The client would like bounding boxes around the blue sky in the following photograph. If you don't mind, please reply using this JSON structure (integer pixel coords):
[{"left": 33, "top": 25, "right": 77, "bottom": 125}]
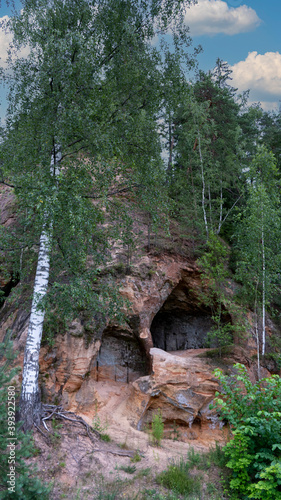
[
  {"left": 185, "top": 0, "right": 281, "bottom": 110},
  {"left": 1, "top": 0, "right": 281, "bottom": 120}
]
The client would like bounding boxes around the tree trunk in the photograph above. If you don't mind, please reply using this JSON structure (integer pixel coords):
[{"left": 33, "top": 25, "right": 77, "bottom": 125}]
[
  {"left": 254, "top": 280, "right": 260, "bottom": 380},
  {"left": 197, "top": 129, "right": 209, "bottom": 241},
  {"left": 19, "top": 227, "right": 52, "bottom": 431},
  {"left": 261, "top": 221, "right": 266, "bottom": 356},
  {"left": 19, "top": 147, "right": 60, "bottom": 431}
]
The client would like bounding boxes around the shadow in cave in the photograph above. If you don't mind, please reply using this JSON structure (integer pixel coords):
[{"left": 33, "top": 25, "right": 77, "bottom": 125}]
[
  {"left": 150, "top": 279, "right": 231, "bottom": 352},
  {"left": 0, "top": 273, "right": 20, "bottom": 308},
  {"left": 95, "top": 327, "right": 149, "bottom": 383},
  {"left": 151, "top": 310, "right": 216, "bottom": 351}
]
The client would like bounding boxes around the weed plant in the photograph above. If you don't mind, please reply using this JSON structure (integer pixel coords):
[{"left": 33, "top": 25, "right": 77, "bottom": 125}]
[
  {"left": 131, "top": 451, "right": 142, "bottom": 462},
  {"left": 137, "top": 467, "right": 151, "bottom": 478},
  {"left": 119, "top": 465, "right": 136, "bottom": 474},
  {"left": 100, "top": 433, "right": 111, "bottom": 442},
  {"left": 151, "top": 409, "right": 164, "bottom": 446}
]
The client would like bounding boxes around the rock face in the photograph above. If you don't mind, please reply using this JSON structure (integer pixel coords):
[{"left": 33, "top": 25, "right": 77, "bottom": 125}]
[
  {"left": 1, "top": 242, "right": 229, "bottom": 441},
  {"left": 128, "top": 348, "right": 220, "bottom": 432},
  {"left": 34, "top": 254, "right": 216, "bottom": 399},
  {"left": 95, "top": 327, "right": 148, "bottom": 383},
  {"left": 35, "top": 255, "right": 230, "bottom": 444},
  {"left": 0, "top": 187, "right": 271, "bottom": 446},
  {"left": 0, "top": 186, "right": 17, "bottom": 292}
]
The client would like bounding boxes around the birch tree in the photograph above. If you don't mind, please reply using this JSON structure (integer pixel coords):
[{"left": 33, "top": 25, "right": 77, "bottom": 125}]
[
  {"left": 172, "top": 70, "right": 245, "bottom": 243},
  {"left": 2, "top": 0, "right": 196, "bottom": 430},
  {"left": 235, "top": 146, "right": 281, "bottom": 361}
]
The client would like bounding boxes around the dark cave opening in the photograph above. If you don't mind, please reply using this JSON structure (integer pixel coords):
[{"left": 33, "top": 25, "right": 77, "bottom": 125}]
[
  {"left": 151, "top": 310, "right": 216, "bottom": 351},
  {"left": 95, "top": 327, "right": 149, "bottom": 383},
  {"left": 0, "top": 273, "right": 20, "bottom": 308},
  {"left": 150, "top": 279, "right": 231, "bottom": 352}
]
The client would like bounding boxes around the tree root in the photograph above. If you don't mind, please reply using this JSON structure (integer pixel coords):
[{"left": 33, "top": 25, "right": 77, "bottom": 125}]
[{"left": 34, "top": 404, "right": 136, "bottom": 458}]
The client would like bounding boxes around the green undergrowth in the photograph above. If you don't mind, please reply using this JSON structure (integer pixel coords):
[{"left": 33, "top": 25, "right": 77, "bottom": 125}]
[
  {"left": 155, "top": 445, "right": 228, "bottom": 499},
  {"left": 91, "top": 444, "right": 228, "bottom": 500},
  {"left": 211, "top": 364, "right": 281, "bottom": 499}
]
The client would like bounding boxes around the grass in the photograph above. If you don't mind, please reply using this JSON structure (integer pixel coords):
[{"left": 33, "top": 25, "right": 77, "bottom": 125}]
[
  {"left": 137, "top": 467, "right": 151, "bottom": 478},
  {"left": 140, "top": 490, "right": 180, "bottom": 499},
  {"left": 153, "top": 445, "right": 228, "bottom": 499},
  {"left": 94, "top": 475, "right": 124, "bottom": 499},
  {"left": 119, "top": 441, "right": 130, "bottom": 450},
  {"left": 131, "top": 451, "right": 142, "bottom": 463},
  {"left": 186, "top": 447, "right": 202, "bottom": 467},
  {"left": 119, "top": 465, "right": 137, "bottom": 474},
  {"left": 156, "top": 457, "right": 201, "bottom": 496},
  {"left": 207, "top": 443, "right": 228, "bottom": 468},
  {"left": 100, "top": 433, "right": 111, "bottom": 442},
  {"left": 61, "top": 442, "right": 228, "bottom": 499}
]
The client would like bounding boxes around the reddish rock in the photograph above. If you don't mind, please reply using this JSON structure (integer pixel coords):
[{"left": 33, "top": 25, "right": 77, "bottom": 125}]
[{"left": 127, "top": 348, "right": 220, "bottom": 431}]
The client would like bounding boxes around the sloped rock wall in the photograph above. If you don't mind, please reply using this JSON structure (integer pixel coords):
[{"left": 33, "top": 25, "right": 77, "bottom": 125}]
[{"left": 127, "top": 348, "right": 220, "bottom": 433}]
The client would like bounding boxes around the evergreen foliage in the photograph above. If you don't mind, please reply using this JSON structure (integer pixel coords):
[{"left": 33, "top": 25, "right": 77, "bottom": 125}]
[
  {"left": 234, "top": 146, "right": 281, "bottom": 358},
  {"left": 1, "top": 0, "right": 197, "bottom": 429}
]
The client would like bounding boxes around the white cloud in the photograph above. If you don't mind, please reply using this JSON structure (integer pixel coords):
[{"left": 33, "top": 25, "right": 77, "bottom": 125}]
[
  {"left": 0, "top": 16, "right": 29, "bottom": 68},
  {"left": 230, "top": 52, "right": 281, "bottom": 109},
  {"left": 185, "top": 0, "right": 261, "bottom": 36},
  {"left": 0, "top": 16, "right": 12, "bottom": 66},
  {"left": 251, "top": 101, "right": 279, "bottom": 112}
]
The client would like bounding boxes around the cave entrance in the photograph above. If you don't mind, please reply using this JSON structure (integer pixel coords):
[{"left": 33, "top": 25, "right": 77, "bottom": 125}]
[
  {"left": 151, "top": 310, "right": 215, "bottom": 351},
  {"left": 0, "top": 273, "right": 20, "bottom": 308},
  {"left": 151, "top": 279, "right": 229, "bottom": 351},
  {"left": 96, "top": 327, "right": 148, "bottom": 383}
]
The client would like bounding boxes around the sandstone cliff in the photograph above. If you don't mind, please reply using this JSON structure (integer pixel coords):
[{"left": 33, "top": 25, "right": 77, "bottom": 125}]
[{"left": 0, "top": 184, "right": 277, "bottom": 449}]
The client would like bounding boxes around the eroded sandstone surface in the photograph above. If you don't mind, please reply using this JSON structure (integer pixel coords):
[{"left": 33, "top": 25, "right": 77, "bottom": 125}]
[{"left": 0, "top": 185, "right": 273, "bottom": 449}]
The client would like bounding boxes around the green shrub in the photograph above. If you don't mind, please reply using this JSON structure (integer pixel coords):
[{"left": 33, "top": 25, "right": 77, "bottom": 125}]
[
  {"left": 211, "top": 363, "right": 281, "bottom": 499},
  {"left": 151, "top": 409, "right": 164, "bottom": 446},
  {"left": 156, "top": 458, "right": 200, "bottom": 495},
  {"left": 0, "top": 341, "right": 51, "bottom": 499}
]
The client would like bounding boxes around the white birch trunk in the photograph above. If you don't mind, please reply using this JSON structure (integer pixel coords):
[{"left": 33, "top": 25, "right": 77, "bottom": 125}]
[
  {"left": 19, "top": 147, "right": 60, "bottom": 431},
  {"left": 197, "top": 129, "right": 209, "bottom": 241},
  {"left": 254, "top": 280, "right": 260, "bottom": 380},
  {"left": 217, "top": 180, "right": 223, "bottom": 234},
  {"left": 208, "top": 184, "right": 213, "bottom": 229},
  {"left": 261, "top": 221, "right": 266, "bottom": 356},
  {"left": 217, "top": 194, "right": 242, "bottom": 235}
]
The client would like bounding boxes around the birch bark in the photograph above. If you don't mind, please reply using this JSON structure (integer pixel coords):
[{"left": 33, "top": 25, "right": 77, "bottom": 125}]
[
  {"left": 19, "top": 147, "right": 60, "bottom": 431},
  {"left": 261, "top": 221, "right": 266, "bottom": 356},
  {"left": 197, "top": 129, "right": 209, "bottom": 241}
]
